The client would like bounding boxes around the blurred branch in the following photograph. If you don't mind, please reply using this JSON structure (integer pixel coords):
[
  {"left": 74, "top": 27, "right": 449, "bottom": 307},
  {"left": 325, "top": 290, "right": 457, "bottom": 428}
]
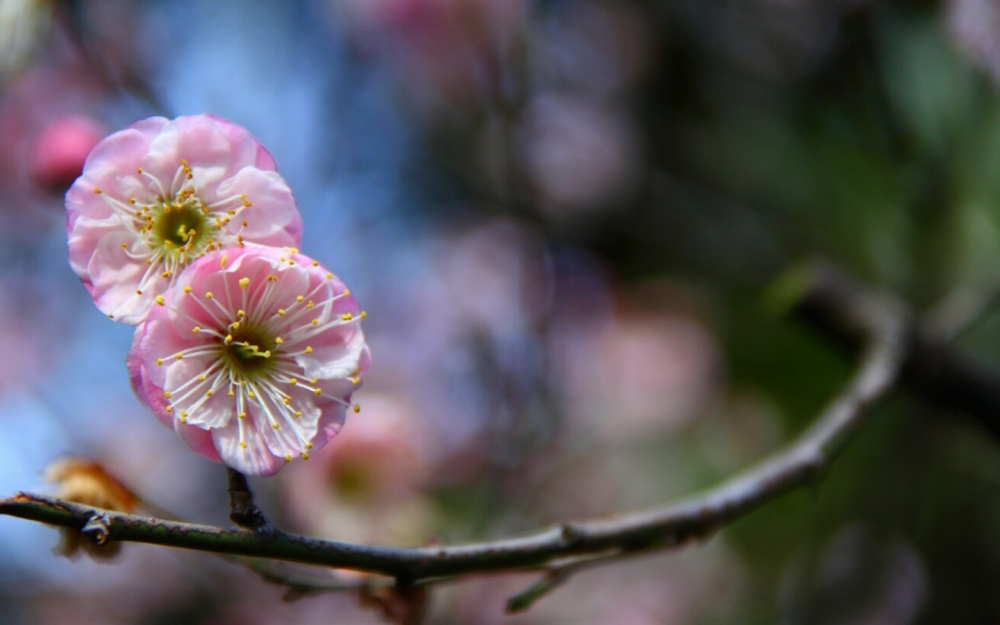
[
  {"left": 791, "top": 263, "right": 1000, "bottom": 441},
  {"left": 0, "top": 266, "right": 909, "bottom": 606},
  {"left": 921, "top": 274, "right": 1000, "bottom": 343}
]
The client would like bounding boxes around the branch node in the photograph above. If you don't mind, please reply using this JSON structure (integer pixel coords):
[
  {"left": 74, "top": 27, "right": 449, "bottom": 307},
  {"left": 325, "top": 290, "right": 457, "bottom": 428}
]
[
  {"left": 559, "top": 522, "right": 584, "bottom": 545},
  {"left": 81, "top": 512, "right": 112, "bottom": 546}
]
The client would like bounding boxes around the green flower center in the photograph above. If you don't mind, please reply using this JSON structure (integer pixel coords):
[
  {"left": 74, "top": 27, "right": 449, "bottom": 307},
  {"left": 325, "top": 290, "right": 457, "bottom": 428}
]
[
  {"left": 223, "top": 323, "right": 278, "bottom": 378},
  {"left": 147, "top": 197, "right": 215, "bottom": 259}
]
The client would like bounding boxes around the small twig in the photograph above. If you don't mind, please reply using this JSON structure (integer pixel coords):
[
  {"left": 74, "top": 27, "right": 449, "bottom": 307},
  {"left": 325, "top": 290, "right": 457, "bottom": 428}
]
[
  {"left": 921, "top": 274, "right": 1000, "bottom": 343},
  {"left": 506, "top": 552, "right": 628, "bottom": 614},
  {"left": 226, "top": 468, "right": 270, "bottom": 531}
]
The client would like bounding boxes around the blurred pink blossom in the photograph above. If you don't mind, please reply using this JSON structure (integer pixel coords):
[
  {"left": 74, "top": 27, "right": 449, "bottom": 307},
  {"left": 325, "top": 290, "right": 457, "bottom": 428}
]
[
  {"left": 27, "top": 115, "right": 105, "bottom": 193},
  {"left": 128, "top": 246, "right": 370, "bottom": 476},
  {"left": 65, "top": 114, "right": 303, "bottom": 324},
  {"left": 520, "top": 93, "right": 642, "bottom": 218},
  {"left": 554, "top": 291, "right": 719, "bottom": 441},
  {"left": 283, "top": 392, "right": 439, "bottom": 543}
]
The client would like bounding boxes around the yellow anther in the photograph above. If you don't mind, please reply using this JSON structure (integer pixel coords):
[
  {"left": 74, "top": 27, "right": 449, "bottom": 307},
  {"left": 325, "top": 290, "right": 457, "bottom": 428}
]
[
  {"left": 314, "top": 388, "right": 321, "bottom": 396},
  {"left": 296, "top": 296, "right": 304, "bottom": 302},
  {"left": 120, "top": 242, "right": 128, "bottom": 250},
  {"left": 240, "top": 442, "right": 247, "bottom": 449},
  {"left": 92, "top": 187, "right": 101, "bottom": 194},
  {"left": 136, "top": 167, "right": 143, "bottom": 174},
  {"left": 325, "top": 272, "right": 333, "bottom": 280},
  {"left": 163, "top": 391, "right": 171, "bottom": 399},
  {"left": 231, "top": 322, "right": 241, "bottom": 331},
  {"left": 341, "top": 313, "right": 353, "bottom": 321},
  {"left": 343, "top": 289, "right": 350, "bottom": 296},
  {"left": 243, "top": 200, "right": 252, "bottom": 207},
  {"left": 289, "top": 379, "right": 297, "bottom": 385},
  {"left": 284, "top": 455, "right": 292, "bottom": 462},
  {"left": 155, "top": 295, "right": 165, "bottom": 306},
  {"left": 228, "top": 390, "right": 234, "bottom": 397},
  {"left": 198, "top": 375, "right": 206, "bottom": 382},
  {"left": 135, "top": 290, "right": 143, "bottom": 296},
  {"left": 282, "top": 397, "right": 290, "bottom": 405},
  {"left": 304, "top": 346, "right": 313, "bottom": 354},
  {"left": 350, "top": 377, "right": 360, "bottom": 385},
  {"left": 248, "top": 391, "right": 256, "bottom": 399},
  {"left": 305, "top": 443, "right": 313, "bottom": 450},
  {"left": 306, "top": 301, "right": 314, "bottom": 309},
  {"left": 219, "top": 254, "right": 228, "bottom": 268},
  {"left": 238, "top": 277, "right": 250, "bottom": 289},
  {"left": 242, "top": 220, "right": 248, "bottom": 227},
  {"left": 272, "top": 423, "right": 279, "bottom": 430},
  {"left": 353, "top": 404, "right": 361, "bottom": 413},
  {"left": 275, "top": 337, "right": 283, "bottom": 345},
  {"left": 165, "top": 405, "right": 173, "bottom": 413},
  {"left": 225, "top": 335, "right": 233, "bottom": 344},
  {"left": 312, "top": 261, "right": 319, "bottom": 267},
  {"left": 237, "top": 310, "right": 245, "bottom": 318},
  {"left": 311, "top": 319, "right": 319, "bottom": 326},
  {"left": 301, "top": 452, "right": 310, "bottom": 460},
  {"left": 277, "top": 309, "right": 285, "bottom": 316},
  {"left": 180, "top": 159, "right": 188, "bottom": 167},
  {"left": 156, "top": 358, "right": 163, "bottom": 366},
  {"left": 175, "top": 353, "right": 183, "bottom": 360},
  {"left": 360, "top": 311, "right": 367, "bottom": 319},
  {"left": 192, "top": 326, "right": 201, "bottom": 333},
  {"left": 205, "top": 390, "right": 213, "bottom": 397},
  {"left": 294, "top": 410, "right": 302, "bottom": 417},
  {"left": 108, "top": 314, "right": 115, "bottom": 319},
  {"left": 205, "top": 292, "right": 214, "bottom": 299},
  {"left": 181, "top": 411, "right": 188, "bottom": 418},
  {"left": 161, "top": 271, "right": 171, "bottom": 279},
  {"left": 184, "top": 285, "right": 192, "bottom": 293},
  {"left": 128, "top": 198, "right": 137, "bottom": 205}
]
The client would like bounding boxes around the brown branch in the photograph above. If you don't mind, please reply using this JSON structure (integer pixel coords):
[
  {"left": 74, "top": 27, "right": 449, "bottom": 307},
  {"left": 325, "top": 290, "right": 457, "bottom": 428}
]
[{"left": 0, "top": 270, "right": 908, "bottom": 593}]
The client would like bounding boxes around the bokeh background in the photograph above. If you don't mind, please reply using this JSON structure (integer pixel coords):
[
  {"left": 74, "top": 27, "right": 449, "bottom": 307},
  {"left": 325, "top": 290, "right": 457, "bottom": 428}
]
[{"left": 2, "top": 0, "right": 1000, "bottom": 622}]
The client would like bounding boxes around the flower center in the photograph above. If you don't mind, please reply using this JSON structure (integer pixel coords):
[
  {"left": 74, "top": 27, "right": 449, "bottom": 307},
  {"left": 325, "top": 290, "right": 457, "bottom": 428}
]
[
  {"left": 223, "top": 323, "right": 278, "bottom": 378},
  {"left": 148, "top": 197, "right": 214, "bottom": 258}
]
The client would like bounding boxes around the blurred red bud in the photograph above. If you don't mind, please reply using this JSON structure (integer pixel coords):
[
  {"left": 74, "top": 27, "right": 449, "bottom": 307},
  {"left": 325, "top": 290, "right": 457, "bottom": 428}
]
[{"left": 28, "top": 115, "right": 105, "bottom": 193}]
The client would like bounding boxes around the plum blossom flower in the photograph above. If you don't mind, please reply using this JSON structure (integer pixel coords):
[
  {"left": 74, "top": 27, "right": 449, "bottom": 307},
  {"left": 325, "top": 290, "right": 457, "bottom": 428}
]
[
  {"left": 66, "top": 114, "right": 302, "bottom": 325},
  {"left": 128, "top": 246, "right": 370, "bottom": 476}
]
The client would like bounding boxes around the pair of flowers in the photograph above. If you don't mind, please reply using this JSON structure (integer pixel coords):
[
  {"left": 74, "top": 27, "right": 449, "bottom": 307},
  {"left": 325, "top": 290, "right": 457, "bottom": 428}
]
[{"left": 66, "top": 115, "right": 370, "bottom": 476}]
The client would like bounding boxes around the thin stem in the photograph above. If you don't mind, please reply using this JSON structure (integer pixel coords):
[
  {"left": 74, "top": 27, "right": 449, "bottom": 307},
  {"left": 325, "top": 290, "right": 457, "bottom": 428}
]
[{"left": 226, "top": 468, "right": 269, "bottom": 530}]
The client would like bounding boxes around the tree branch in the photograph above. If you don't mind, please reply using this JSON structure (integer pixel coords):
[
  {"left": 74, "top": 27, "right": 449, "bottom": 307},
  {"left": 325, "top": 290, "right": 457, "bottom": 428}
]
[
  {"left": 0, "top": 267, "right": 909, "bottom": 592},
  {"left": 790, "top": 263, "right": 1000, "bottom": 441}
]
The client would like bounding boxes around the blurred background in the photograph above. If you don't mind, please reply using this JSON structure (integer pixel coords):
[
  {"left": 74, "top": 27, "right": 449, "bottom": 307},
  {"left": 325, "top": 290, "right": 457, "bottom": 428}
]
[{"left": 2, "top": 0, "right": 1000, "bottom": 622}]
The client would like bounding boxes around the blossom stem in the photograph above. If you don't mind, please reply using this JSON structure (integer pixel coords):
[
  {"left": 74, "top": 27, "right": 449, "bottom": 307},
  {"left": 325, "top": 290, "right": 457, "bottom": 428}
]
[{"left": 225, "top": 467, "right": 269, "bottom": 531}]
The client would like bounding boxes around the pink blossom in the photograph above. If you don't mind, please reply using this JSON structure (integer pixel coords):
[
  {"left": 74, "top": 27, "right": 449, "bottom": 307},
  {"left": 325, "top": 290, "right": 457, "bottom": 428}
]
[
  {"left": 66, "top": 114, "right": 302, "bottom": 325},
  {"left": 127, "top": 246, "right": 370, "bottom": 476},
  {"left": 28, "top": 115, "right": 105, "bottom": 193}
]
